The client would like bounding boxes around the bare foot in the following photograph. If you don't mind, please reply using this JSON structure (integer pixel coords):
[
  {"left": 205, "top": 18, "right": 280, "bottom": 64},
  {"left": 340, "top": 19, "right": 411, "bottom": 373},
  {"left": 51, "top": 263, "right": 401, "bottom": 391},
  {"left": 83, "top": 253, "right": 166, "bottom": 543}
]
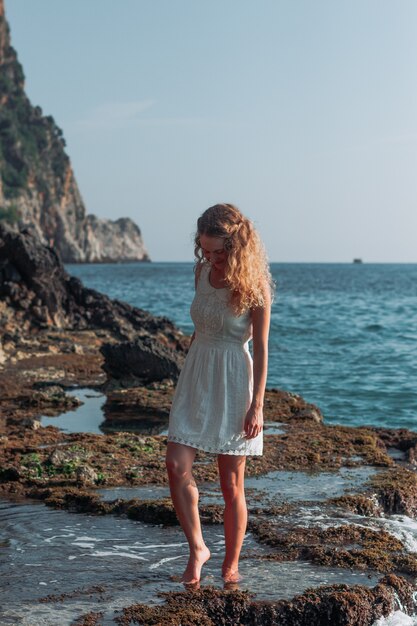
[
  {"left": 181, "top": 546, "right": 211, "bottom": 585},
  {"left": 223, "top": 580, "right": 240, "bottom": 591},
  {"left": 222, "top": 566, "right": 242, "bottom": 583}
]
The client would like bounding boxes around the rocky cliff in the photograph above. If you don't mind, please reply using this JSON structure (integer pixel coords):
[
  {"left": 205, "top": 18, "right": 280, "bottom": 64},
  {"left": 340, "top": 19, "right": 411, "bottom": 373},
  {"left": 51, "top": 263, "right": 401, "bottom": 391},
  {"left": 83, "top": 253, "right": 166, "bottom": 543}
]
[
  {"left": 0, "top": 222, "right": 178, "bottom": 347},
  {"left": 0, "top": 0, "right": 149, "bottom": 263}
]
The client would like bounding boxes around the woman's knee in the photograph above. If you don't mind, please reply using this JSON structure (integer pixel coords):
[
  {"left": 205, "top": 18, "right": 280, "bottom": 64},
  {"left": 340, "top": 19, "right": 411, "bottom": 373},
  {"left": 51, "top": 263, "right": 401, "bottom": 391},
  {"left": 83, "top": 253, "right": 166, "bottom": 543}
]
[
  {"left": 165, "top": 454, "right": 191, "bottom": 480},
  {"left": 220, "top": 479, "right": 245, "bottom": 504}
]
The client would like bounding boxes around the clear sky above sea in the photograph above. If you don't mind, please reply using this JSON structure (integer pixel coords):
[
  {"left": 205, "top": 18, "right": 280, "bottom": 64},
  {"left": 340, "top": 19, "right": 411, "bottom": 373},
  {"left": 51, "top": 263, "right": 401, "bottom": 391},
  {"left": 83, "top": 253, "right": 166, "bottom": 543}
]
[{"left": 6, "top": 0, "right": 417, "bottom": 262}]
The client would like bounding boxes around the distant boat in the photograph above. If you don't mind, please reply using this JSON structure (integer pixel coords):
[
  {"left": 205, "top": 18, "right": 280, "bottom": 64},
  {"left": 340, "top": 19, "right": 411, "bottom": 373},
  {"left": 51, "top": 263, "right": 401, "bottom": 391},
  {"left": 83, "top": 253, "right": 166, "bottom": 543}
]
[{"left": 353, "top": 258, "right": 363, "bottom": 264}]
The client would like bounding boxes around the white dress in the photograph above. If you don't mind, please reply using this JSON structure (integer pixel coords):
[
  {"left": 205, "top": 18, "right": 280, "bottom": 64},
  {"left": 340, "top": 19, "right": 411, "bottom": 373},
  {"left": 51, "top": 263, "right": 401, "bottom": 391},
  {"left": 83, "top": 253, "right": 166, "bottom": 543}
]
[{"left": 168, "top": 263, "right": 263, "bottom": 456}]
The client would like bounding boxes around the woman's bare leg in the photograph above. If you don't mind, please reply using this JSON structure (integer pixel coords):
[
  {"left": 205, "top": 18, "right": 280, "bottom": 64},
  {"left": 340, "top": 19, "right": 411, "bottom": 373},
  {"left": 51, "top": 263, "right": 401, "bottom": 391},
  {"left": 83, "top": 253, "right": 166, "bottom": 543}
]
[
  {"left": 217, "top": 454, "right": 247, "bottom": 582},
  {"left": 166, "top": 442, "right": 210, "bottom": 584}
]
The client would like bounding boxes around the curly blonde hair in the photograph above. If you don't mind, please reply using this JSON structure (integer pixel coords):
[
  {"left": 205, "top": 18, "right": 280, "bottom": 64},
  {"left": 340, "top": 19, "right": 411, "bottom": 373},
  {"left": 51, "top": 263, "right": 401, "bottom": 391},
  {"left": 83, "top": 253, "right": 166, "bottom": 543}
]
[{"left": 194, "top": 203, "right": 275, "bottom": 315}]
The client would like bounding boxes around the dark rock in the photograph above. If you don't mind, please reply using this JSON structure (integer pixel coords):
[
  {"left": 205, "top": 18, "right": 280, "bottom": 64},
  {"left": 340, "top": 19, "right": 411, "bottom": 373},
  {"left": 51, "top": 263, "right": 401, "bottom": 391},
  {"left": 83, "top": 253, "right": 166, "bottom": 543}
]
[
  {"left": 0, "top": 260, "right": 21, "bottom": 282},
  {"left": 31, "top": 305, "right": 49, "bottom": 324},
  {"left": 121, "top": 498, "right": 223, "bottom": 526},
  {"left": 20, "top": 417, "right": 41, "bottom": 430},
  {"left": 126, "top": 499, "right": 178, "bottom": 525},
  {"left": 113, "top": 574, "right": 415, "bottom": 626},
  {"left": 29, "top": 386, "right": 81, "bottom": 411},
  {"left": 18, "top": 297, "right": 32, "bottom": 310},
  {"left": 0, "top": 223, "right": 187, "bottom": 350},
  {"left": 44, "top": 489, "right": 111, "bottom": 514},
  {"left": 100, "top": 337, "right": 183, "bottom": 383},
  {"left": 0, "top": 467, "right": 21, "bottom": 482}
]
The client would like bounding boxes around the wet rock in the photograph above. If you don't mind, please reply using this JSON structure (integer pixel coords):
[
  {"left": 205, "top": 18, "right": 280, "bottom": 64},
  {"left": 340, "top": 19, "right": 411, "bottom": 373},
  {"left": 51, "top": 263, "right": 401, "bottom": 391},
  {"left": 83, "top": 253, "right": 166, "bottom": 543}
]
[
  {"left": 44, "top": 489, "right": 111, "bottom": 514},
  {"left": 199, "top": 504, "right": 224, "bottom": 525},
  {"left": 369, "top": 467, "right": 417, "bottom": 517},
  {"left": 0, "top": 467, "right": 21, "bottom": 482},
  {"left": 29, "top": 385, "right": 81, "bottom": 412},
  {"left": 114, "top": 574, "right": 414, "bottom": 626},
  {"left": 249, "top": 519, "right": 417, "bottom": 576},
  {"left": 372, "top": 427, "right": 417, "bottom": 456},
  {"left": 299, "top": 408, "right": 322, "bottom": 422},
  {"left": 408, "top": 443, "right": 417, "bottom": 465},
  {"left": 76, "top": 465, "right": 99, "bottom": 485},
  {"left": 260, "top": 422, "right": 393, "bottom": 473},
  {"left": 102, "top": 386, "right": 173, "bottom": 432},
  {"left": 328, "top": 494, "right": 382, "bottom": 517},
  {"left": 70, "top": 610, "right": 104, "bottom": 625},
  {"left": 100, "top": 337, "right": 183, "bottom": 383},
  {"left": 249, "top": 502, "right": 294, "bottom": 517},
  {"left": 48, "top": 447, "right": 81, "bottom": 467},
  {"left": 20, "top": 417, "right": 41, "bottom": 430},
  {"left": 39, "top": 585, "right": 107, "bottom": 605},
  {"left": 126, "top": 498, "right": 178, "bottom": 525},
  {"left": 263, "top": 389, "right": 324, "bottom": 424}
]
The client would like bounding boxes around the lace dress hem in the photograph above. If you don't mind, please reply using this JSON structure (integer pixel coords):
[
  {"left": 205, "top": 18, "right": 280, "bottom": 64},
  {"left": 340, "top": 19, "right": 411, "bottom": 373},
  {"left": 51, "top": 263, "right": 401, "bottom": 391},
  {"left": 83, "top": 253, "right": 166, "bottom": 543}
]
[{"left": 167, "top": 432, "right": 263, "bottom": 456}]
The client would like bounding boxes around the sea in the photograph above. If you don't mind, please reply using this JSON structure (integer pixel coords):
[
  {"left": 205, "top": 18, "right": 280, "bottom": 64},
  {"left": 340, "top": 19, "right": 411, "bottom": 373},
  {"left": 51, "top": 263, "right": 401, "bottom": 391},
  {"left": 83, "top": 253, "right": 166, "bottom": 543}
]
[{"left": 66, "top": 261, "right": 417, "bottom": 432}]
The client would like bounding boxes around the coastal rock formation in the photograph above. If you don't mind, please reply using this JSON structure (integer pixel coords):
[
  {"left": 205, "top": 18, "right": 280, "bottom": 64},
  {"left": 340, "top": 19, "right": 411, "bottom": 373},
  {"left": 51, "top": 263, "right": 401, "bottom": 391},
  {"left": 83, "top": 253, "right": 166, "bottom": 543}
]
[
  {"left": 0, "top": 222, "right": 183, "bottom": 349},
  {"left": 114, "top": 577, "right": 414, "bottom": 626},
  {"left": 0, "top": 0, "right": 149, "bottom": 263},
  {"left": 80, "top": 215, "right": 148, "bottom": 264},
  {"left": 100, "top": 337, "right": 183, "bottom": 383},
  {"left": 113, "top": 575, "right": 413, "bottom": 626}
]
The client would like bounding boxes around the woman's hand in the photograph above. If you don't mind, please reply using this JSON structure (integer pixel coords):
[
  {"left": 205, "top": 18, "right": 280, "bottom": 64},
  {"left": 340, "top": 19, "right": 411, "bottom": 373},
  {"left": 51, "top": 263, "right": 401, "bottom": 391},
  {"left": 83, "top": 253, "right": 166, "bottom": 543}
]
[
  {"left": 247, "top": 286, "right": 271, "bottom": 439},
  {"left": 244, "top": 405, "right": 263, "bottom": 439}
]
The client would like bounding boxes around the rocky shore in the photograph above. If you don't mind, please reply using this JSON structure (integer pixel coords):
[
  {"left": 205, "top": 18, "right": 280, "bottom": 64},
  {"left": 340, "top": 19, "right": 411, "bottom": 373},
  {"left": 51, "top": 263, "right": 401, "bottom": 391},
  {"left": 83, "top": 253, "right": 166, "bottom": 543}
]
[{"left": 1, "top": 226, "right": 417, "bottom": 625}]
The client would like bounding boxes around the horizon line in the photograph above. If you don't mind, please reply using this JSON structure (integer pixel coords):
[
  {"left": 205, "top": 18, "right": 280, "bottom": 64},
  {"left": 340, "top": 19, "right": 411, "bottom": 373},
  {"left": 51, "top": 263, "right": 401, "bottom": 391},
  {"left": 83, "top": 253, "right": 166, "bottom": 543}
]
[{"left": 64, "top": 260, "right": 417, "bottom": 265}]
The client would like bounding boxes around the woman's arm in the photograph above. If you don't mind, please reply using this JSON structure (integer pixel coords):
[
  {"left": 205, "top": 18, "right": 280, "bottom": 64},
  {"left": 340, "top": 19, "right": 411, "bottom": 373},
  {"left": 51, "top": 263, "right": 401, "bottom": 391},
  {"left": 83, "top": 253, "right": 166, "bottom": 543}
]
[
  {"left": 189, "top": 264, "right": 203, "bottom": 348},
  {"left": 244, "top": 289, "right": 271, "bottom": 439}
]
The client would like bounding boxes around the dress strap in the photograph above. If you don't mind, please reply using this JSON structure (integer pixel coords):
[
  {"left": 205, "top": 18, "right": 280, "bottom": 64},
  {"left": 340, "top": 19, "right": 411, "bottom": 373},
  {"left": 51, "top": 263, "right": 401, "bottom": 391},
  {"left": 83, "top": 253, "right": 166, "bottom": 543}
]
[{"left": 196, "top": 263, "right": 209, "bottom": 290}]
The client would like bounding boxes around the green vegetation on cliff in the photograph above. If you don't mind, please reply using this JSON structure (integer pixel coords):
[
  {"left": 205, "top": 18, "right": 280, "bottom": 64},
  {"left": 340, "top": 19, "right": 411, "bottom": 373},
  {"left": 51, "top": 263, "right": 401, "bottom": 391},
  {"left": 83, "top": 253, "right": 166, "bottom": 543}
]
[
  {"left": 0, "top": 9, "right": 69, "bottom": 200},
  {"left": 0, "top": 203, "right": 18, "bottom": 222}
]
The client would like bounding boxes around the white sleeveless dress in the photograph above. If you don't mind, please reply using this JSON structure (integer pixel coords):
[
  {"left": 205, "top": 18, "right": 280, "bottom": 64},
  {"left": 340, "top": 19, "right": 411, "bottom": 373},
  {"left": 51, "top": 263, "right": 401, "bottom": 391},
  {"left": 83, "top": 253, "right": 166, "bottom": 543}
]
[{"left": 168, "top": 263, "right": 263, "bottom": 455}]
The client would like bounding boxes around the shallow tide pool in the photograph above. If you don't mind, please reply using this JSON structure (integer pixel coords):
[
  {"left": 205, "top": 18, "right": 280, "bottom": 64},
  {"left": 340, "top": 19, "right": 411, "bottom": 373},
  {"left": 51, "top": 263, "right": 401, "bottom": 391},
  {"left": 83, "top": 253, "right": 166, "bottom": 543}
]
[{"left": 0, "top": 498, "right": 384, "bottom": 625}]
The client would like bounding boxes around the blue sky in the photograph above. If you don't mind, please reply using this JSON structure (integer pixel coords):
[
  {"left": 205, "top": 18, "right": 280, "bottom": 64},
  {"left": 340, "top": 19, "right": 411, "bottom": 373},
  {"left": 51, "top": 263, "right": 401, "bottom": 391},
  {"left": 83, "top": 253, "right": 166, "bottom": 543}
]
[{"left": 6, "top": 0, "right": 417, "bottom": 262}]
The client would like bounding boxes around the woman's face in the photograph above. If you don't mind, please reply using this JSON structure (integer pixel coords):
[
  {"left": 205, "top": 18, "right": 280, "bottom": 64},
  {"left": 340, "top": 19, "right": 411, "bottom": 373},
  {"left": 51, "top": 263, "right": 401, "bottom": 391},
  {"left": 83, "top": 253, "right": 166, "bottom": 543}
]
[{"left": 199, "top": 234, "right": 228, "bottom": 270}]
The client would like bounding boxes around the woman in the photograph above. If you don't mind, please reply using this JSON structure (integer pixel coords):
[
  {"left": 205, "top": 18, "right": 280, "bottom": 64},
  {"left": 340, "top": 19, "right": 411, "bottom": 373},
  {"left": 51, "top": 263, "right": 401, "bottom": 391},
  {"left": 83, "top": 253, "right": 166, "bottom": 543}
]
[{"left": 166, "top": 203, "right": 273, "bottom": 586}]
